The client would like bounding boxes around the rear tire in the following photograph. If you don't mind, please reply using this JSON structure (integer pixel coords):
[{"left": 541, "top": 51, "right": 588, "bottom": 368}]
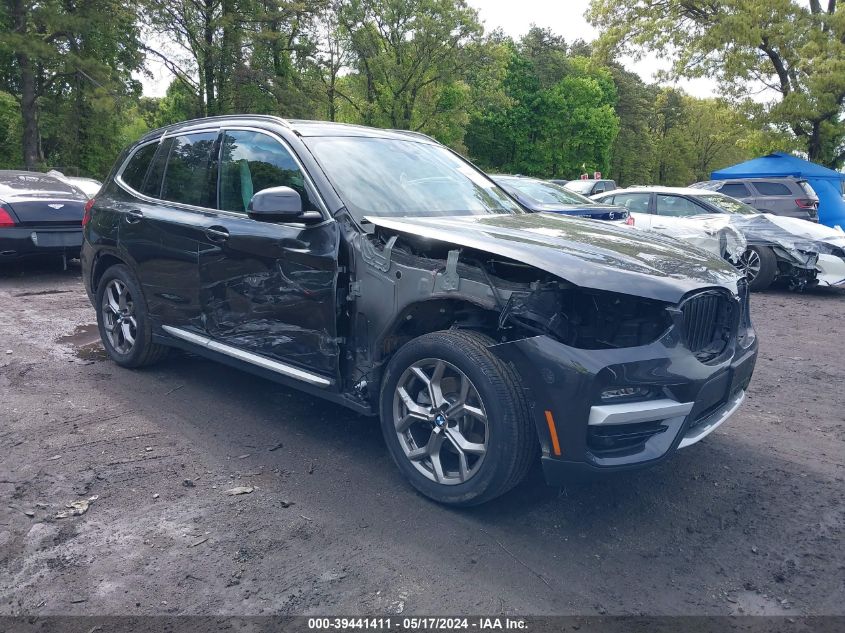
[
  {"left": 379, "top": 330, "right": 536, "bottom": 506},
  {"left": 739, "top": 246, "right": 778, "bottom": 292},
  {"left": 96, "top": 264, "right": 168, "bottom": 368}
]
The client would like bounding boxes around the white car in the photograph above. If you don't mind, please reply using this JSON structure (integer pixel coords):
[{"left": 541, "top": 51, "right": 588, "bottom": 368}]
[
  {"left": 46, "top": 170, "right": 102, "bottom": 199},
  {"left": 593, "top": 186, "right": 845, "bottom": 291}
]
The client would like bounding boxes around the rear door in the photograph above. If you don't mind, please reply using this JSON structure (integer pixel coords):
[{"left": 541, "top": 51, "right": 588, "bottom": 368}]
[
  {"left": 751, "top": 180, "right": 813, "bottom": 219},
  {"left": 197, "top": 128, "right": 340, "bottom": 378},
  {"left": 117, "top": 130, "right": 220, "bottom": 328}
]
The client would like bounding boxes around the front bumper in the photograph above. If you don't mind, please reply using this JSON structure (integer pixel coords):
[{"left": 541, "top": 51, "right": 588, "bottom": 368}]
[
  {"left": 491, "top": 329, "right": 757, "bottom": 485},
  {"left": 0, "top": 227, "right": 82, "bottom": 260}
]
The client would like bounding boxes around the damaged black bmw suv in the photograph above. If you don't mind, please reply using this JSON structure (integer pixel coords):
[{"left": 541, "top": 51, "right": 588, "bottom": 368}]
[{"left": 81, "top": 116, "right": 758, "bottom": 505}]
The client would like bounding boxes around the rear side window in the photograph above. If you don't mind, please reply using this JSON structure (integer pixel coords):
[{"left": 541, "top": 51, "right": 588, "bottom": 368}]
[
  {"left": 718, "top": 182, "right": 750, "bottom": 198},
  {"left": 754, "top": 181, "right": 792, "bottom": 196},
  {"left": 121, "top": 143, "right": 158, "bottom": 192},
  {"left": 161, "top": 132, "right": 219, "bottom": 208},
  {"left": 656, "top": 194, "right": 706, "bottom": 217},
  {"left": 612, "top": 192, "right": 650, "bottom": 212}
]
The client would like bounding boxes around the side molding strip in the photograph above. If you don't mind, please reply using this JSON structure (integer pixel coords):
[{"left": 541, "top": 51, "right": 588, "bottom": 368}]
[{"left": 161, "top": 325, "right": 332, "bottom": 388}]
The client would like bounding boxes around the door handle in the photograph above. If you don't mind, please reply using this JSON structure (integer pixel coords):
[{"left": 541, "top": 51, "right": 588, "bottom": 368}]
[
  {"left": 125, "top": 209, "right": 144, "bottom": 224},
  {"left": 205, "top": 226, "right": 229, "bottom": 243}
]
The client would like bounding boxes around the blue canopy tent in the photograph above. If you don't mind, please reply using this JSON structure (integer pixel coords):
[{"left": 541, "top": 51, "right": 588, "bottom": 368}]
[{"left": 711, "top": 152, "right": 845, "bottom": 229}]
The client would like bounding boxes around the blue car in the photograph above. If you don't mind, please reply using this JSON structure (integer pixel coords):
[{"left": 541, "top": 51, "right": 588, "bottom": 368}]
[{"left": 493, "top": 175, "right": 632, "bottom": 224}]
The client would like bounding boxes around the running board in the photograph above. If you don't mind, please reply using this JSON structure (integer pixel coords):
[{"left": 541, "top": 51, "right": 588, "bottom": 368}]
[{"left": 161, "top": 325, "right": 332, "bottom": 388}]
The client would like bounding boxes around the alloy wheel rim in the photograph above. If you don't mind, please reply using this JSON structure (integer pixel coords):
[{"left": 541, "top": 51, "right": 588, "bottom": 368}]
[
  {"left": 737, "top": 249, "right": 761, "bottom": 282},
  {"left": 393, "top": 358, "right": 489, "bottom": 486},
  {"left": 101, "top": 279, "right": 137, "bottom": 355}
]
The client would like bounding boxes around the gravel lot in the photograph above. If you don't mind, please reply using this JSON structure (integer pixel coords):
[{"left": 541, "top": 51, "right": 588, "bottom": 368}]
[{"left": 1, "top": 259, "right": 843, "bottom": 616}]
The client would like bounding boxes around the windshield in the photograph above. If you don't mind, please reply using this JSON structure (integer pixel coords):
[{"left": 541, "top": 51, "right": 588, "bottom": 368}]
[
  {"left": 563, "top": 180, "right": 594, "bottom": 194},
  {"left": 305, "top": 137, "right": 522, "bottom": 219},
  {"left": 499, "top": 178, "right": 594, "bottom": 205},
  {"left": 697, "top": 193, "right": 757, "bottom": 215}
]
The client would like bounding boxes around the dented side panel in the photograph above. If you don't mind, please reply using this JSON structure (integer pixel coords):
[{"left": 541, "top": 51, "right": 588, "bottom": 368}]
[{"left": 198, "top": 215, "right": 341, "bottom": 376}]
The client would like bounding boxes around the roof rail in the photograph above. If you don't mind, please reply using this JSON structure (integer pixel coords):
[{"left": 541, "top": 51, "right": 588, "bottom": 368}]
[
  {"left": 387, "top": 129, "right": 440, "bottom": 144},
  {"left": 140, "top": 114, "right": 293, "bottom": 142}
]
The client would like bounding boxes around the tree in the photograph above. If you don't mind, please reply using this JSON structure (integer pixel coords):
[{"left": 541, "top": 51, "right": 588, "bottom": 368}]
[
  {"left": 465, "top": 34, "right": 618, "bottom": 179},
  {"left": 336, "top": 0, "right": 483, "bottom": 131},
  {"left": 0, "top": 0, "right": 143, "bottom": 169},
  {"left": 588, "top": 0, "right": 845, "bottom": 168}
]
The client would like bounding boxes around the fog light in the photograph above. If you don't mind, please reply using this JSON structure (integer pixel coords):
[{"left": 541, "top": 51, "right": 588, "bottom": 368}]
[{"left": 601, "top": 386, "right": 654, "bottom": 402}]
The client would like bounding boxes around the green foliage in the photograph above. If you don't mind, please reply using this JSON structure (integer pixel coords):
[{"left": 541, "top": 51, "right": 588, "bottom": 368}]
[
  {"left": 465, "top": 37, "right": 619, "bottom": 179},
  {"left": 588, "top": 0, "right": 845, "bottom": 168},
  {"left": 0, "top": 90, "right": 21, "bottom": 169}
]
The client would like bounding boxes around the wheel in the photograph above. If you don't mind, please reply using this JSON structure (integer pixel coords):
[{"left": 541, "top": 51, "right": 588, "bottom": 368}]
[
  {"left": 95, "top": 264, "right": 168, "bottom": 367},
  {"left": 379, "top": 330, "right": 536, "bottom": 506},
  {"left": 736, "top": 245, "right": 778, "bottom": 292}
]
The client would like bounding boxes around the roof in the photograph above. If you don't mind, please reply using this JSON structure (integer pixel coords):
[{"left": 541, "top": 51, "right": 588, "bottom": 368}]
[
  {"left": 137, "top": 115, "right": 439, "bottom": 144},
  {"left": 711, "top": 152, "right": 845, "bottom": 181},
  {"left": 597, "top": 186, "right": 716, "bottom": 197}
]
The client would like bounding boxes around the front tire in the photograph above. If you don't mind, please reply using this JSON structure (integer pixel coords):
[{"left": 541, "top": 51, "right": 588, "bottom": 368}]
[
  {"left": 738, "top": 246, "right": 778, "bottom": 292},
  {"left": 379, "top": 330, "right": 536, "bottom": 506},
  {"left": 95, "top": 264, "right": 168, "bottom": 368}
]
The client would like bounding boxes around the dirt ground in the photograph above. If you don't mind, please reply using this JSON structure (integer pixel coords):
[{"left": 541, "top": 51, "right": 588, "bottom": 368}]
[{"left": 1, "top": 258, "right": 843, "bottom": 617}]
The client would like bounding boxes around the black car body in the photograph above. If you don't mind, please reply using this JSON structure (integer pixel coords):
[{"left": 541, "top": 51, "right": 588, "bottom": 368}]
[
  {"left": 492, "top": 175, "right": 631, "bottom": 223},
  {"left": 0, "top": 170, "right": 88, "bottom": 261},
  {"left": 81, "top": 116, "right": 757, "bottom": 505}
]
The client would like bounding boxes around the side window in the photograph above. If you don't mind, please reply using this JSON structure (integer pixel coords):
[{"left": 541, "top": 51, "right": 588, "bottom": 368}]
[
  {"left": 141, "top": 138, "right": 173, "bottom": 198},
  {"left": 160, "top": 132, "right": 218, "bottom": 208},
  {"left": 121, "top": 143, "right": 158, "bottom": 192},
  {"left": 656, "top": 195, "right": 706, "bottom": 217},
  {"left": 754, "top": 181, "right": 792, "bottom": 196},
  {"left": 613, "top": 193, "right": 650, "bottom": 213},
  {"left": 718, "top": 182, "right": 750, "bottom": 198},
  {"left": 219, "top": 130, "right": 315, "bottom": 214}
]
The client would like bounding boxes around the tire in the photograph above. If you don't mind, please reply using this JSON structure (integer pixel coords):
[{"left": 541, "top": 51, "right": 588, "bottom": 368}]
[
  {"left": 379, "top": 330, "right": 536, "bottom": 506},
  {"left": 95, "top": 264, "right": 168, "bottom": 368},
  {"left": 739, "top": 245, "right": 778, "bottom": 292}
]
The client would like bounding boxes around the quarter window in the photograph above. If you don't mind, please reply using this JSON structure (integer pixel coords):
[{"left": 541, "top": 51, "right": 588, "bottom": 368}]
[
  {"left": 121, "top": 143, "right": 158, "bottom": 192},
  {"left": 161, "top": 132, "right": 219, "bottom": 208},
  {"left": 219, "top": 130, "right": 315, "bottom": 214}
]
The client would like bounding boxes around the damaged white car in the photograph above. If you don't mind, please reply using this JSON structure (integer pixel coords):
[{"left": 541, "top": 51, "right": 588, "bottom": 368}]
[{"left": 594, "top": 187, "right": 845, "bottom": 291}]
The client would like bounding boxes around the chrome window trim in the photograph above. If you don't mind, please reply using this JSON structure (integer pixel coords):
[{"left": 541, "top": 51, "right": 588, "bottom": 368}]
[{"left": 114, "top": 124, "right": 330, "bottom": 224}]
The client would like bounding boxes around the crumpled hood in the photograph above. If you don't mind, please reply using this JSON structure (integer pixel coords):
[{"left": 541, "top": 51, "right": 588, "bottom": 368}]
[{"left": 364, "top": 213, "right": 741, "bottom": 303}]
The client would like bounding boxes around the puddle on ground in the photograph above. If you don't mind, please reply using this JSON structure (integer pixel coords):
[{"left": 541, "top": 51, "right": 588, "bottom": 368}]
[
  {"left": 13, "top": 289, "right": 74, "bottom": 297},
  {"left": 57, "top": 324, "right": 107, "bottom": 361}
]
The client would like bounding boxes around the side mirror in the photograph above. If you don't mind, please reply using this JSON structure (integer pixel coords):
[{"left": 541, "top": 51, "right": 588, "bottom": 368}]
[{"left": 247, "top": 186, "right": 321, "bottom": 224}]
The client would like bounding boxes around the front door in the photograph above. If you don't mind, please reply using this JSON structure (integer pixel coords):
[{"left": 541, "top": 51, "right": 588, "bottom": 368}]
[{"left": 197, "top": 129, "right": 340, "bottom": 379}]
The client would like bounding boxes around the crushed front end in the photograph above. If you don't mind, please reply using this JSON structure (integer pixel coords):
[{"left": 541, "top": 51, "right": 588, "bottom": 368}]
[{"left": 491, "top": 278, "right": 757, "bottom": 483}]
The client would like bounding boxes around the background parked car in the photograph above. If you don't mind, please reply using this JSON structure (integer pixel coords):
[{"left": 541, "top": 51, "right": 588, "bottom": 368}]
[
  {"left": 594, "top": 186, "right": 845, "bottom": 291},
  {"left": 0, "top": 170, "right": 88, "bottom": 264},
  {"left": 47, "top": 170, "right": 103, "bottom": 199},
  {"left": 691, "top": 177, "right": 819, "bottom": 223},
  {"left": 492, "top": 175, "right": 630, "bottom": 223},
  {"left": 563, "top": 178, "right": 617, "bottom": 196}
]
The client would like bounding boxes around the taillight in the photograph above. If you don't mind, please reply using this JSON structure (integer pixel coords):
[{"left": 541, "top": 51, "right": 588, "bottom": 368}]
[
  {"left": 795, "top": 198, "right": 816, "bottom": 209},
  {"left": 82, "top": 198, "right": 95, "bottom": 227},
  {"left": 625, "top": 215, "right": 635, "bottom": 226},
  {"left": 0, "top": 205, "right": 15, "bottom": 227}
]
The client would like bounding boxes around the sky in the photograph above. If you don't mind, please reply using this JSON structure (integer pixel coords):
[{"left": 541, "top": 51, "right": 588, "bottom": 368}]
[{"left": 137, "top": 0, "right": 720, "bottom": 99}]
